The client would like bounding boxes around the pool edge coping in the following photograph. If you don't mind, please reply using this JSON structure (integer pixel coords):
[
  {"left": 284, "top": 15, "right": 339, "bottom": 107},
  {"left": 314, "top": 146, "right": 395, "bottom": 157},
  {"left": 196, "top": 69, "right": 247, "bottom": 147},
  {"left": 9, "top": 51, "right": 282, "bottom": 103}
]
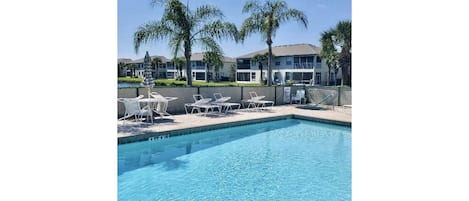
[{"left": 118, "top": 114, "right": 351, "bottom": 145}]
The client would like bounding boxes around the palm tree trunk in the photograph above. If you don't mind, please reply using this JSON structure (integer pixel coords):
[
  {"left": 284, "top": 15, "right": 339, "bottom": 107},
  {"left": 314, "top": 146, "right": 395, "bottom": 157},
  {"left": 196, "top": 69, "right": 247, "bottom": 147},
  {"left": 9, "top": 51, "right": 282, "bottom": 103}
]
[
  {"left": 206, "top": 64, "right": 209, "bottom": 83},
  {"left": 156, "top": 65, "right": 159, "bottom": 79},
  {"left": 184, "top": 41, "right": 192, "bottom": 86},
  {"left": 267, "top": 39, "right": 273, "bottom": 86},
  {"left": 259, "top": 62, "right": 263, "bottom": 85}
]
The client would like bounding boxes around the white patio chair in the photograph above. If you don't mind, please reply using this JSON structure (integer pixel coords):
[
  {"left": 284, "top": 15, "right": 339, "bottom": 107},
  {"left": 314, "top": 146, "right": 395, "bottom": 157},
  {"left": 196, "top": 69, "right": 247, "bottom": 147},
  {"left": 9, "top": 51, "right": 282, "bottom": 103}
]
[
  {"left": 213, "top": 93, "right": 241, "bottom": 113},
  {"left": 118, "top": 97, "right": 153, "bottom": 124},
  {"left": 248, "top": 91, "right": 265, "bottom": 101},
  {"left": 150, "top": 92, "right": 178, "bottom": 117},
  {"left": 290, "top": 89, "right": 306, "bottom": 104},
  {"left": 243, "top": 91, "right": 274, "bottom": 110},
  {"left": 184, "top": 94, "right": 221, "bottom": 115}
]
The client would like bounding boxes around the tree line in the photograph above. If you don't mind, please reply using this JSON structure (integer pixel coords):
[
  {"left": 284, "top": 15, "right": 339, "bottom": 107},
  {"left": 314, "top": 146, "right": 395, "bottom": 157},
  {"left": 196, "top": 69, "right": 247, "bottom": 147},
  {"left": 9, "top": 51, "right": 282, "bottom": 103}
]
[{"left": 131, "top": 0, "right": 351, "bottom": 87}]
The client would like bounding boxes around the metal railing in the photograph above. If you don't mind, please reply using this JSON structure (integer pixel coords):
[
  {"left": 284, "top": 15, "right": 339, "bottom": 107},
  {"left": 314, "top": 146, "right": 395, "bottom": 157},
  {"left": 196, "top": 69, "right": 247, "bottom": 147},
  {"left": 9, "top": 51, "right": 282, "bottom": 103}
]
[{"left": 293, "top": 62, "right": 314, "bottom": 69}]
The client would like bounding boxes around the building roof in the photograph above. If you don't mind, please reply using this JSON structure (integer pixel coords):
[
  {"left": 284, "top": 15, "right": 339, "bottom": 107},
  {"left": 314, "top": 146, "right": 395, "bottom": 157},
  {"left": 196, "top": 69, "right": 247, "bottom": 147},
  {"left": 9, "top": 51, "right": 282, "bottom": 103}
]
[
  {"left": 190, "top": 52, "right": 235, "bottom": 63},
  {"left": 118, "top": 58, "right": 132, "bottom": 63},
  {"left": 237, "top": 44, "right": 321, "bottom": 58},
  {"left": 121, "top": 55, "right": 169, "bottom": 64},
  {"left": 117, "top": 53, "right": 235, "bottom": 64}
]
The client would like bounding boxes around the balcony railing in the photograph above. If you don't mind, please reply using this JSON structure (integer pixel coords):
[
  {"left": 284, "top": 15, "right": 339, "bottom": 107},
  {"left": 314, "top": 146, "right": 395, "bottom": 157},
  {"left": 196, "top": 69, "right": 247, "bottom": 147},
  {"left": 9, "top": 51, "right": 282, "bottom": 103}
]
[
  {"left": 315, "top": 63, "right": 322, "bottom": 69},
  {"left": 293, "top": 62, "right": 314, "bottom": 69},
  {"left": 192, "top": 66, "right": 206, "bottom": 70}
]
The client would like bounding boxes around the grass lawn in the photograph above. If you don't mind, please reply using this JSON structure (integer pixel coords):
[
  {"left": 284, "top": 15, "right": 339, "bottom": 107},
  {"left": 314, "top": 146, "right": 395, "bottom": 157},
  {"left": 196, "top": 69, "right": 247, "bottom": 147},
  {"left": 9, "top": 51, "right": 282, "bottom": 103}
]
[{"left": 118, "top": 77, "right": 261, "bottom": 87}]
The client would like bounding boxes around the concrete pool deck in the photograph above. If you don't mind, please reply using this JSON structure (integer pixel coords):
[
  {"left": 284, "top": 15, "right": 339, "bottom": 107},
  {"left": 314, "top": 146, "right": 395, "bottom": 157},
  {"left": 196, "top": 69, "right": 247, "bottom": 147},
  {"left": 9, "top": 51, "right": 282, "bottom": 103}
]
[{"left": 117, "top": 105, "right": 351, "bottom": 144}]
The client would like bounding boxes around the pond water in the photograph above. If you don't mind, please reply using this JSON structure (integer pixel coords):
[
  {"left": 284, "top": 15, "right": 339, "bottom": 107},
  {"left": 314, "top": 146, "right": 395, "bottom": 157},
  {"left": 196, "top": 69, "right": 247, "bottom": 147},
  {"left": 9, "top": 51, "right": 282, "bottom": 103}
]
[{"left": 118, "top": 82, "right": 142, "bottom": 88}]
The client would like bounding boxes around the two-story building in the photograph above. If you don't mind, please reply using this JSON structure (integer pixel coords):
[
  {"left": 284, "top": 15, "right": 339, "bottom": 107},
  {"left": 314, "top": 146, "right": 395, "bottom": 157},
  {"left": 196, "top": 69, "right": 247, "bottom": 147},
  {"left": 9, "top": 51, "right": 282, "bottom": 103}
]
[
  {"left": 118, "top": 53, "right": 236, "bottom": 81},
  {"left": 124, "top": 55, "right": 169, "bottom": 79},
  {"left": 236, "top": 44, "right": 338, "bottom": 85},
  {"left": 166, "top": 53, "right": 235, "bottom": 81}
]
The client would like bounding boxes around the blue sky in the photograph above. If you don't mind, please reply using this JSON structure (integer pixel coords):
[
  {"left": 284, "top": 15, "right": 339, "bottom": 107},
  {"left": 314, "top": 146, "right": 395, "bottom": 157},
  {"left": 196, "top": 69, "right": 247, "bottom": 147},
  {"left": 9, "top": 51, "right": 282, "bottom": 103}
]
[{"left": 118, "top": 0, "right": 351, "bottom": 60}]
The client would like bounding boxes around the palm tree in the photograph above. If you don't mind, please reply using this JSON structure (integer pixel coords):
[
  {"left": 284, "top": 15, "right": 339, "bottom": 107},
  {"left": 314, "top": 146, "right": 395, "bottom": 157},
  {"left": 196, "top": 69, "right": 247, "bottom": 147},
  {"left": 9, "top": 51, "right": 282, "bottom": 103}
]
[
  {"left": 319, "top": 20, "right": 351, "bottom": 86},
  {"left": 171, "top": 57, "right": 184, "bottom": 78},
  {"left": 251, "top": 52, "right": 269, "bottom": 85},
  {"left": 134, "top": 0, "right": 238, "bottom": 86},
  {"left": 229, "top": 63, "right": 236, "bottom": 82},
  {"left": 151, "top": 57, "right": 162, "bottom": 78},
  {"left": 203, "top": 51, "right": 223, "bottom": 82},
  {"left": 335, "top": 21, "right": 351, "bottom": 86},
  {"left": 239, "top": 0, "right": 308, "bottom": 86},
  {"left": 128, "top": 63, "right": 137, "bottom": 77},
  {"left": 118, "top": 61, "right": 125, "bottom": 77},
  {"left": 320, "top": 29, "right": 339, "bottom": 86}
]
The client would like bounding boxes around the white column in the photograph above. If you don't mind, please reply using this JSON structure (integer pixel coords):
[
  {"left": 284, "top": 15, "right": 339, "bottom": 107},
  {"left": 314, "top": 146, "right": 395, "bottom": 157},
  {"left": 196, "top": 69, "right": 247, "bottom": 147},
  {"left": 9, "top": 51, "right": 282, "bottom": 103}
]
[{"left": 313, "top": 55, "right": 317, "bottom": 69}]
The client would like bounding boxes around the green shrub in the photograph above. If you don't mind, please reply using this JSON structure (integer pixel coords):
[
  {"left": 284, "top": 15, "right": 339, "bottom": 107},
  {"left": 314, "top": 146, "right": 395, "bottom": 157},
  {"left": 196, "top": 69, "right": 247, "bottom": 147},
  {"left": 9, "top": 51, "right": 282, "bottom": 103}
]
[
  {"left": 118, "top": 77, "right": 142, "bottom": 83},
  {"left": 176, "top": 76, "right": 186, "bottom": 81}
]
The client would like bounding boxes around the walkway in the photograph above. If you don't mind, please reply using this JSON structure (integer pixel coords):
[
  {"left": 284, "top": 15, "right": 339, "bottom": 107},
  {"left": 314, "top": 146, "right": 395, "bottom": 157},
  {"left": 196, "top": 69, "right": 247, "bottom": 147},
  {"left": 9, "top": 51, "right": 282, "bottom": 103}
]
[{"left": 118, "top": 105, "right": 351, "bottom": 143}]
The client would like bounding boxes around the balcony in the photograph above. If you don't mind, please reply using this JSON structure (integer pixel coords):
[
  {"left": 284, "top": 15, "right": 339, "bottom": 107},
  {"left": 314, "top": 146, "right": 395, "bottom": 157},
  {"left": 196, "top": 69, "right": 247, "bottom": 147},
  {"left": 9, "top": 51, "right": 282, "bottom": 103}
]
[
  {"left": 192, "top": 66, "right": 206, "bottom": 70},
  {"left": 315, "top": 63, "right": 322, "bottom": 69},
  {"left": 293, "top": 62, "right": 314, "bottom": 69}
]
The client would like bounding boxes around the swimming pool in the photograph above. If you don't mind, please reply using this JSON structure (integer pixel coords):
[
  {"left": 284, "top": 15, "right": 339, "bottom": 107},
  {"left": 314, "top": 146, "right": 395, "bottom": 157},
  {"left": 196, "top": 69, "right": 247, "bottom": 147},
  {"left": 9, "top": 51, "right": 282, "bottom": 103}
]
[{"left": 118, "top": 118, "right": 351, "bottom": 200}]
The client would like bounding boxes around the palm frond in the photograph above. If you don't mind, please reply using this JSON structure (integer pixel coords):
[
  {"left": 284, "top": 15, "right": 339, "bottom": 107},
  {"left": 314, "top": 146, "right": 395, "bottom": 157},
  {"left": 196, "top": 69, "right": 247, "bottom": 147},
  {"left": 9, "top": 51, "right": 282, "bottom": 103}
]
[
  {"left": 196, "top": 20, "right": 238, "bottom": 42},
  {"left": 239, "top": 15, "right": 262, "bottom": 42},
  {"left": 168, "top": 33, "right": 184, "bottom": 59},
  {"left": 133, "top": 21, "right": 174, "bottom": 53},
  {"left": 192, "top": 5, "right": 224, "bottom": 23},
  {"left": 197, "top": 37, "right": 223, "bottom": 54},
  {"left": 203, "top": 51, "right": 223, "bottom": 67},
  {"left": 242, "top": 0, "right": 262, "bottom": 13},
  {"left": 277, "top": 9, "right": 308, "bottom": 28},
  {"left": 335, "top": 20, "right": 351, "bottom": 49},
  {"left": 162, "top": 0, "right": 189, "bottom": 30}
]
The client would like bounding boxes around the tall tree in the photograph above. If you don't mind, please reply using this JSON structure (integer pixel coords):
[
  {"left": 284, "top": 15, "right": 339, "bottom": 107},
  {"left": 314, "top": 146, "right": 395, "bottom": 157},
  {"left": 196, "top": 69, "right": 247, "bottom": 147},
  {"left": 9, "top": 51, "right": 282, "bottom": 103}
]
[
  {"left": 134, "top": 0, "right": 238, "bottom": 86},
  {"left": 128, "top": 63, "right": 137, "bottom": 77},
  {"left": 320, "top": 29, "right": 339, "bottom": 86},
  {"left": 203, "top": 51, "right": 223, "bottom": 82},
  {"left": 239, "top": 0, "right": 308, "bottom": 86},
  {"left": 171, "top": 57, "right": 184, "bottom": 78},
  {"left": 118, "top": 61, "right": 126, "bottom": 77},
  {"left": 319, "top": 20, "right": 351, "bottom": 86},
  {"left": 251, "top": 52, "right": 269, "bottom": 85},
  {"left": 335, "top": 21, "right": 351, "bottom": 86},
  {"left": 229, "top": 63, "right": 236, "bottom": 82},
  {"left": 151, "top": 57, "right": 162, "bottom": 78}
]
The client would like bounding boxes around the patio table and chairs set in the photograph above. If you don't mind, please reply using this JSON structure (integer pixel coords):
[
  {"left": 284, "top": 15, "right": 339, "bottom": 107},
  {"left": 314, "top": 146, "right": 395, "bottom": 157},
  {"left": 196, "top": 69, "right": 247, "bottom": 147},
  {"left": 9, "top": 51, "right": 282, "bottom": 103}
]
[
  {"left": 118, "top": 90, "right": 336, "bottom": 124},
  {"left": 117, "top": 92, "right": 178, "bottom": 124}
]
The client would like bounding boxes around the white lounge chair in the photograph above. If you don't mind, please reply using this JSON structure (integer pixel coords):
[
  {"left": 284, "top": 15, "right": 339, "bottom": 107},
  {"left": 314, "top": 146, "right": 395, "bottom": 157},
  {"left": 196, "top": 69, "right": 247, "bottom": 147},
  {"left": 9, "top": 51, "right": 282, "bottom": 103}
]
[
  {"left": 290, "top": 89, "right": 306, "bottom": 104},
  {"left": 118, "top": 97, "right": 153, "bottom": 124},
  {"left": 243, "top": 91, "right": 274, "bottom": 110},
  {"left": 184, "top": 94, "right": 221, "bottom": 115},
  {"left": 150, "top": 92, "right": 178, "bottom": 117},
  {"left": 213, "top": 93, "right": 241, "bottom": 113}
]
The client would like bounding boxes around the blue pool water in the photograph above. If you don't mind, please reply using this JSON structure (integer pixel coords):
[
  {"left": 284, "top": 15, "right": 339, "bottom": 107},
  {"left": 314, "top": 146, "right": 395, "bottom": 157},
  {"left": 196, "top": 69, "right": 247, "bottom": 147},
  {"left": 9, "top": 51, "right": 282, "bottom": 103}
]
[{"left": 118, "top": 119, "right": 351, "bottom": 201}]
